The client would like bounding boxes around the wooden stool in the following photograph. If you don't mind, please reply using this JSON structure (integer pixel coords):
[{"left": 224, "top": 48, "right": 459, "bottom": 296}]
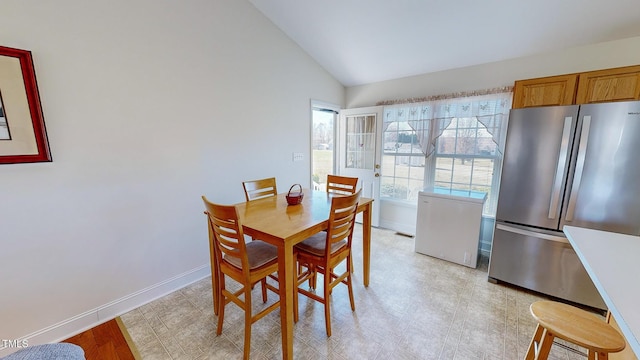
[{"left": 525, "top": 300, "right": 625, "bottom": 360}]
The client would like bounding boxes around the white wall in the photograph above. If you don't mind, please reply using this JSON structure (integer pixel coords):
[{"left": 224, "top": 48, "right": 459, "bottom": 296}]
[
  {"left": 347, "top": 36, "right": 640, "bottom": 236},
  {"left": 346, "top": 36, "right": 640, "bottom": 108},
  {"left": 0, "top": 0, "right": 344, "bottom": 352}
]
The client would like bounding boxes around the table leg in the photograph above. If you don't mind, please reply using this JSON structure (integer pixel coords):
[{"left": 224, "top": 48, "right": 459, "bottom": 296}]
[
  {"left": 363, "top": 202, "right": 371, "bottom": 287},
  {"left": 278, "top": 243, "right": 294, "bottom": 360}
]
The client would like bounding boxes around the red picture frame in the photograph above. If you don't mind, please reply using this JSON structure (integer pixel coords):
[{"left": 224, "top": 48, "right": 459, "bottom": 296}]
[{"left": 0, "top": 45, "right": 51, "bottom": 164}]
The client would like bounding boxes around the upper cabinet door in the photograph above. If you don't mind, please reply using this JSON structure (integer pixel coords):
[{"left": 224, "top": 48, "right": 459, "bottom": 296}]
[
  {"left": 575, "top": 65, "right": 640, "bottom": 104},
  {"left": 512, "top": 74, "right": 578, "bottom": 109}
]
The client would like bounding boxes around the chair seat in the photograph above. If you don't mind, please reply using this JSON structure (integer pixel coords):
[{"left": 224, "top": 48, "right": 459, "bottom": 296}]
[
  {"left": 530, "top": 301, "right": 625, "bottom": 352},
  {"left": 1, "top": 343, "right": 85, "bottom": 359},
  {"left": 294, "top": 231, "right": 346, "bottom": 257},
  {"left": 224, "top": 240, "right": 278, "bottom": 270}
]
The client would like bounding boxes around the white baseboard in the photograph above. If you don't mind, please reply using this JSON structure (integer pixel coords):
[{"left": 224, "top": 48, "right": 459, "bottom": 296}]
[{"left": 0, "top": 264, "right": 210, "bottom": 357}]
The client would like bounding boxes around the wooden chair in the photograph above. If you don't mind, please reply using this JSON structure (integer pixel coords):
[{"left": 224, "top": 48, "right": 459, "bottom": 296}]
[
  {"left": 242, "top": 177, "right": 277, "bottom": 201},
  {"left": 327, "top": 174, "right": 359, "bottom": 273},
  {"left": 525, "top": 300, "right": 625, "bottom": 360},
  {"left": 293, "top": 190, "right": 361, "bottom": 337},
  {"left": 326, "top": 175, "right": 358, "bottom": 195},
  {"left": 202, "top": 196, "right": 280, "bottom": 360}
]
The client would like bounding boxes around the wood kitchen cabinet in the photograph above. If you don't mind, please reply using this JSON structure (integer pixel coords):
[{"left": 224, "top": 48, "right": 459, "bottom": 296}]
[
  {"left": 576, "top": 65, "right": 640, "bottom": 104},
  {"left": 512, "top": 74, "right": 578, "bottom": 108},
  {"left": 512, "top": 65, "right": 640, "bottom": 109}
]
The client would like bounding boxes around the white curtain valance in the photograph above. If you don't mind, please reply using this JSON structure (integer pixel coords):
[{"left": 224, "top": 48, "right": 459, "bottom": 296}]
[{"left": 383, "top": 92, "right": 513, "bottom": 156}]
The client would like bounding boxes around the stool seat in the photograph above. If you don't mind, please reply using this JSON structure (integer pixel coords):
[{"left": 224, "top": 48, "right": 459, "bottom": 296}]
[{"left": 526, "top": 300, "right": 625, "bottom": 360}]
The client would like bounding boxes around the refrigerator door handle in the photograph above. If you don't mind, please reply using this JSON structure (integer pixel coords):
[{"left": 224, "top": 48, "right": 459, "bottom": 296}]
[
  {"left": 565, "top": 115, "right": 592, "bottom": 222},
  {"left": 548, "top": 117, "right": 573, "bottom": 219},
  {"left": 496, "top": 224, "right": 568, "bottom": 243}
]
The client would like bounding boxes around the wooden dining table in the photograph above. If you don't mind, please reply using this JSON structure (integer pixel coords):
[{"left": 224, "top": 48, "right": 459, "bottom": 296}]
[{"left": 234, "top": 188, "right": 373, "bottom": 360}]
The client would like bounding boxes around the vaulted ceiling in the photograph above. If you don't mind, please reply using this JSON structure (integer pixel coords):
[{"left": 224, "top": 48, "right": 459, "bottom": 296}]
[{"left": 249, "top": 0, "right": 640, "bottom": 87}]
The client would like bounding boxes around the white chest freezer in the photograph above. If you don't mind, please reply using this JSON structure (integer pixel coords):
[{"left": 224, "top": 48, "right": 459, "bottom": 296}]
[{"left": 415, "top": 188, "right": 486, "bottom": 268}]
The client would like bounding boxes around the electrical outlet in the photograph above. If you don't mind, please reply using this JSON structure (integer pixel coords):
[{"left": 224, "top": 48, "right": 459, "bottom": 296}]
[{"left": 292, "top": 152, "right": 304, "bottom": 162}]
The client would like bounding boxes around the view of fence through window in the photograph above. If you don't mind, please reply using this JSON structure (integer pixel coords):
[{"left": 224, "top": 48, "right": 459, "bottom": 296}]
[
  {"left": 434, "top": 117, "right": 499, "bottom": 214},
  {"left": 311, "top": 108, "right": 335, "bottom": 190}
]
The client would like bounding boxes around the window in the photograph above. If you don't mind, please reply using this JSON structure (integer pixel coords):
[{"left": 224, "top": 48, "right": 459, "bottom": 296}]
[
  {"left": 429, "top": 117, "right": 500, "bottom": 214},
  {"left": 381, "top": 121, "right": 425, "bottom": 200},
  {"left": 345, "top": 114, "right": 376, "bottom": 170},
  {"left": 380, "top": 92, "right": 511, "bottom": 216},
  {"left": 311, "top": 103, "right": 338, "bottom": 190}
]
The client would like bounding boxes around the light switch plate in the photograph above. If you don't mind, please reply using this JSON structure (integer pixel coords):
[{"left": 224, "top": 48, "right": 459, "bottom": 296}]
[{"left": 292, "top": 152, "right": 304, "bottom": 162}]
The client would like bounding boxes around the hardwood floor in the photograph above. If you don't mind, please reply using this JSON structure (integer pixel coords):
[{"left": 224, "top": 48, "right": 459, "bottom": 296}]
[{"left": 63, "top": 318, "right": 137, "bottom": 360}]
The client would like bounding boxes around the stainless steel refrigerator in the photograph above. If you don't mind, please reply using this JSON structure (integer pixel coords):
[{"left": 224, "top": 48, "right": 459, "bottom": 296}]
[{"left": 488, "top": 100, "right": 640, "bottom": 310}]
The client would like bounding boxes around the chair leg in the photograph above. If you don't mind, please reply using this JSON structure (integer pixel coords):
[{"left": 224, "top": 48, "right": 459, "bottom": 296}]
[
  {"left": 260, "top": 278, "right": 268, "bottom": 303},
  {"left": 324, "top": 273, "right": 332, "bottom": 337},
  {"left": 211, "top": 279, "right": 220, "bottom": 316},
  {"left": 243, "top": 286, "right": 252, "bottom": 360},
  {"left": 311, "top": 266, "right": 318, "bottom": 290},
  {"left": 216, "top": 281, "right": 226, "bottom": 336},
  {"left": 346, "top": 261, "right": 355, "bottom": 311},
  {"left": 525, "top": 324, "right": 544, "bottom": 360},
  {"left": 536, "top": 328, "right": 554, "bottom": 360},
  {"left": 293, "top": 253, "right": 299, "bottom": 323},
  {"left": 210, "top": 262, "right": 221, "bottom": 316},
  {"left": 308, "top": 264, "right": 316, "bottom": 290}
]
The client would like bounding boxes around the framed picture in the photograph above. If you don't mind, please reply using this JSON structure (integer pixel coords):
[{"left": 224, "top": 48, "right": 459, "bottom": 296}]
[{"left": 0, "top": 45, "right": 51, "bottom": 164}]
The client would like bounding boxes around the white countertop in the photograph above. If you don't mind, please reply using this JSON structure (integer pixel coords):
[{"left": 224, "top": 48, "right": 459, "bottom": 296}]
[{"left": 563, "top": 226, "right": 640, "bottom": 358}]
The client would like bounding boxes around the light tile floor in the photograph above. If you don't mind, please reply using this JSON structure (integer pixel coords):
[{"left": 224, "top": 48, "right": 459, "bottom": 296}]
[{"left": 120, "top": 225, "right": 592, "bottom": 359}]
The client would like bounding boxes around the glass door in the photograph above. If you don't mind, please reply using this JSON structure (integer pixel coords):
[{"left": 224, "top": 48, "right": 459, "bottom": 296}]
[{"left": 339, "top": 106, "right": 383, "bottom": 226}]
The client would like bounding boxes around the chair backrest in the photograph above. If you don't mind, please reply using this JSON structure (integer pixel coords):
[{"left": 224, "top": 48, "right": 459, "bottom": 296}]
[
  {"left": 326, "top": 175, "right": 358, "bottom": 195},
  {"left": 325, "top": 190, "right": 361, "bottom": 256},
  {"left": 242, "top": 177, "right": 277, "bottom": 201},
  {"left": 202, "top": 196, "right": 250, "bottom": 278}
]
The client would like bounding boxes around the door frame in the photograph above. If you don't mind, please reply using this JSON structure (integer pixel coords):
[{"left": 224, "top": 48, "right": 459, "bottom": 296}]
[{"left": 310, "top": 99, "right": 340, "bottom": 190}]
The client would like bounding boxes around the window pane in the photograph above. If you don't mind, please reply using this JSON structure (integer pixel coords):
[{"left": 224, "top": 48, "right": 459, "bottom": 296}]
[
  {"left": 438, "top": 129, "right": 457, "bottom": 154},
  {"left": 345, "top": 115, "right": 376, "bottom": 170},
  {"left": 380, "top": 176, "right": 395, "bottom": 198},
  {"left": 478, "top": 127, "right": 497, "bottom": 155},
  {"left": 434, "top": 157, "right": 453, "bottom": 184},
  {"left": 471, "top": 159, "right": 494, "bottom": 189},
  {"left": 380, "top": 120, "right": 423, "bottom": 201},
  {"left": 451, "top": 158, "right": 472, "bottom": 189},
  {"left": 408, "top": 161, "right": 425, "bottom": 180},
  {"left": 407, "top": 178, "right": 424, "bottom": 201}
]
